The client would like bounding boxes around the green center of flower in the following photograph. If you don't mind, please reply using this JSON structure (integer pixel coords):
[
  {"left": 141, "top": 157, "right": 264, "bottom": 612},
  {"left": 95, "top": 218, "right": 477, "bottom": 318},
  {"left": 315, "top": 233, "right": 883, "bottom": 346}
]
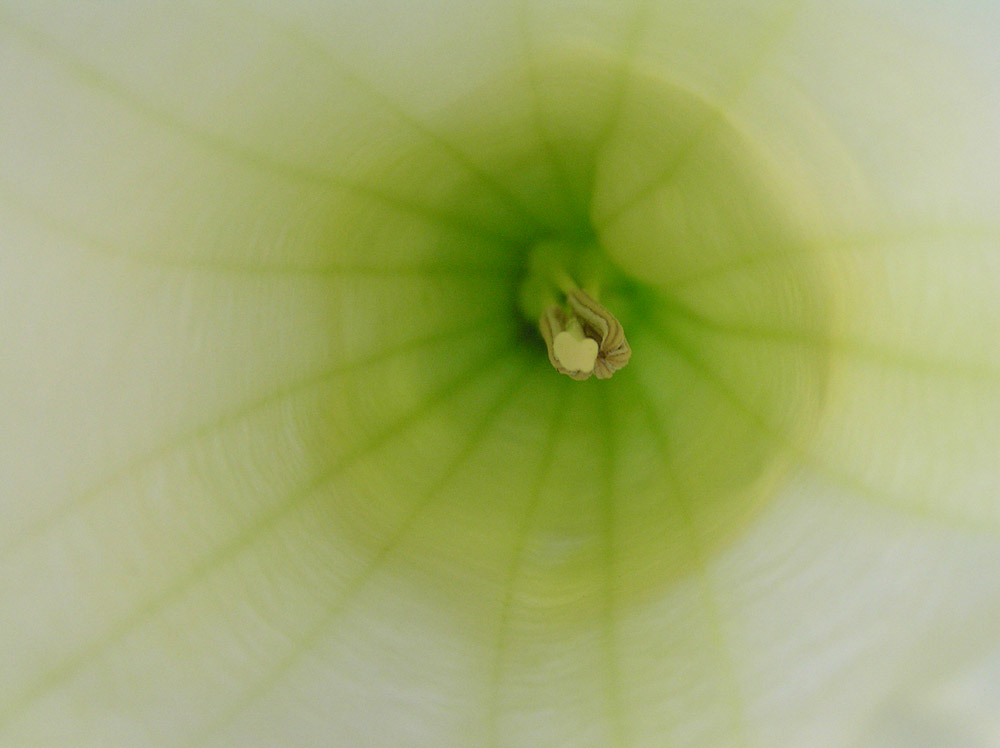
[
  {"left": 518, "top": 240, "right": 631, "bottom": 380},
  {"left": 314, "top": 45, "right": 836, "bottom": 621}
]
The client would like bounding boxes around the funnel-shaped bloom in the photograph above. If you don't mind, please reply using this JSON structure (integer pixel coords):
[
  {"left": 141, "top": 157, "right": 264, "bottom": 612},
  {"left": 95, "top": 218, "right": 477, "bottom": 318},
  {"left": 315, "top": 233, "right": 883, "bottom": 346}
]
[{"left": 2, "top": 1, "right": 1000, "bottom": 746}]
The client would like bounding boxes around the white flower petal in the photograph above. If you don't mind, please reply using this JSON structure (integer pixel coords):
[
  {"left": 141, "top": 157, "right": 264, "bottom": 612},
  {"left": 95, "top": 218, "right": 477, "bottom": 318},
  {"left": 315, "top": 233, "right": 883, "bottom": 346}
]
[{"left": 2, "top": 2, "right": 1000, "bottom": 747}]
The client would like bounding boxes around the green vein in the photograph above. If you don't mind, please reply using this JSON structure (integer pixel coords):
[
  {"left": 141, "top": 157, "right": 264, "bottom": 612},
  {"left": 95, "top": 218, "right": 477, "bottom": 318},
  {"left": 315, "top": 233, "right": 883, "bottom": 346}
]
[
  {"left": 0, "top": 180, "right": 520, "bottom": 278},
  {"left": 235, "top": 0, "right": 557, "bottom": 237},
  {"left": 0, "top": 316, "right": 503, "bottom": 561},
  {"left": 110, "top": 259, "right": 522, "bottom": 279},
  {"left": 660, "top": 294, "right": 1000, "bottom": 385},
  {"left": 585, "top": 0, "right": 659, "bottom": 187},
  {"left": 649, "top": 320, "right": 1000, "bottom": 538},
  {"left": 594, "top": 0, "right": 806, "bottom": 229},
  {"left": 663, "top": 225, "right": 1000, "bottom": 294},
  {"left": 630, "top": 380, "right": 751, "bottom": 748},
  {"left": 517, "top": 0, "right": 589, "bottom": 226},
  {"left": 0, "top": 343, "right": 516, "bottom": 731},
  {"left": 0, "top": 11, "right": 525, "bottom": 246},
  {"left": 597, "top": 387, "right": 626, "bottom": 748},
  {"left": 487, "top": 381, "right": 570, "bottom": 748},
  {"left": 184, "top": 359, "right": 532, "bottom": 748}
]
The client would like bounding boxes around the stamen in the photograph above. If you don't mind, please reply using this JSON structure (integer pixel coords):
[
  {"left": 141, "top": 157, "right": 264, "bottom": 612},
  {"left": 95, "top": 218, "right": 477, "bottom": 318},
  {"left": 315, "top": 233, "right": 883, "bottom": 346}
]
[
  {"left": 540, "top": 288, "right": 631, "bottom": 381},
  {"left": 519, "top": 240, "right": 631, "bottom": 381}
]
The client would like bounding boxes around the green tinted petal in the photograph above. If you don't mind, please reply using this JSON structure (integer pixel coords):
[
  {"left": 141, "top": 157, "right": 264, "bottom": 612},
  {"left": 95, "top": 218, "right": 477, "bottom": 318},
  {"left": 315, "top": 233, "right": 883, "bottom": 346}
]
[{"left": 2, "top": 2, "right": 1000, "bottom": 747}]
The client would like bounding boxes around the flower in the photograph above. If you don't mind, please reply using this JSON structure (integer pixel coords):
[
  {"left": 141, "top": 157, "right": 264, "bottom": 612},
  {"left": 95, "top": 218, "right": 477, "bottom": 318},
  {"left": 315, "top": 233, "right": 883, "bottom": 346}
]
[{"left": 2, "top": 1, "right": 1000, "bottom": 746}]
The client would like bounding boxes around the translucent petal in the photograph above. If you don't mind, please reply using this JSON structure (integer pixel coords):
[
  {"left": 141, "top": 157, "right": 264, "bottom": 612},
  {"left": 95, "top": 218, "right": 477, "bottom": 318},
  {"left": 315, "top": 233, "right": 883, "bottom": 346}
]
[{"left": 2, "top": 1, "right": 1000, "bottom": 747}]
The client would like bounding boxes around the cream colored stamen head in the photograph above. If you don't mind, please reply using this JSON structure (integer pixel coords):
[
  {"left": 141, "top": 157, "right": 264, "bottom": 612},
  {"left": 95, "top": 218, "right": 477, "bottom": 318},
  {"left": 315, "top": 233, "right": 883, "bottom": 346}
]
[
  {"left": 539, "top": 289, "right": 631, "bottom": 381},
  {"left": 553, "top": 318, "right": 600, "bottom": 376}
]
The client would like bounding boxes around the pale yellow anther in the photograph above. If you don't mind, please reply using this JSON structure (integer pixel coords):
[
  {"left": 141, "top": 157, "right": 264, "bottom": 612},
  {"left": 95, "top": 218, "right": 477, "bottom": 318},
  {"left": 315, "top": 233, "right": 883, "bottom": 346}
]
[{"left": 553, "top": 318, "right": 599, "bottom": 375}]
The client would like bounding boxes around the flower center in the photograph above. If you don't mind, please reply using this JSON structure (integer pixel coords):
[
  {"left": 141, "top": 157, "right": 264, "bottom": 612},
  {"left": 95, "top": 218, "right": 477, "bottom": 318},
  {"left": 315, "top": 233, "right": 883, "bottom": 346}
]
[
  {"left": 315, "top": 45, "right": 836, "bottom": 620},
  {"left": 518, "top": 240, "right": 631, "bottom": 380}
]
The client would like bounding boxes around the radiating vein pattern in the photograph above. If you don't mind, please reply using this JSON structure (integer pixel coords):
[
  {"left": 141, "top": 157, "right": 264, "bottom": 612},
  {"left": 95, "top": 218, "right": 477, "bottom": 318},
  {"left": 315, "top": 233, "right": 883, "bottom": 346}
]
[
  {"left": 5, "top": 3, "right": 1000, "bottom": 747},
  {"left": 487, "top": 384, "right": 569, "bottom": 747},
  {"left": 0, "top": 318, "right": 506, "bottom": 560},
  {"left": 240, "top": 0, "right": 559, "bottom": 236},
  {"left": 593, "top": 0, "right": 806, "bottom": 228},
  {"left": 0, "top": 345, "right": 516, "bottom": 731},
  {"left": 597, "top": 388, "right": 626, "bottom": 747},
  {"left": 653, "top": 319, "right": 1000, "bottom": 535},
  {"left": 0, "top": 9, "right": 536, "bottom": 248},
  {"left": 632, "top": 381, "right": 752, "bottom": 748},
  {"left": 185, "top": 360, "right": 533, "bottom": 748}
]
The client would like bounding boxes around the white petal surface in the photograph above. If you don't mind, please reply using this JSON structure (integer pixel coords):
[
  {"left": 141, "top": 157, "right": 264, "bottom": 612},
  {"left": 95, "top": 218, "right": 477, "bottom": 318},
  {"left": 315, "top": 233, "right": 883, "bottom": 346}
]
[{"left": 2, "top": 2, "right": 1000, "bottom": 747}]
